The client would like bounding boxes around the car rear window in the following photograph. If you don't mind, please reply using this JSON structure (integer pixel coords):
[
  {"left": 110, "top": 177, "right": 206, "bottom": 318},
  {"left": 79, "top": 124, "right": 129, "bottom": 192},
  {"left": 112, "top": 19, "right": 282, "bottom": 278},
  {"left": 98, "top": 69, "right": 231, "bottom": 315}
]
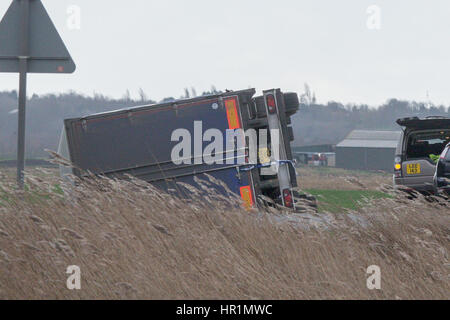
[{"left": 406, "top": 130, "right": 450, "bottom": 160}]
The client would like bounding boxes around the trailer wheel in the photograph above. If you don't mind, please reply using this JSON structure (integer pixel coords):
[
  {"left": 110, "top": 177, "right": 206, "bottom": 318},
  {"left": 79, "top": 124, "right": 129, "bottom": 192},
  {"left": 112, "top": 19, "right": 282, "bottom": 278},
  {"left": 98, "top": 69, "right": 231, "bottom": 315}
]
[
  {"left": 254, "top": 93, "right": 300, "bottom": 117},
  {"left": 283, "top": 92, "right": 300, "bottom": 116},
  {"left": 293, "top": 190, "right": 318, "bottom": 212},
  {"left": 254, "top": 96, "right": 266, "bottom": 118}
]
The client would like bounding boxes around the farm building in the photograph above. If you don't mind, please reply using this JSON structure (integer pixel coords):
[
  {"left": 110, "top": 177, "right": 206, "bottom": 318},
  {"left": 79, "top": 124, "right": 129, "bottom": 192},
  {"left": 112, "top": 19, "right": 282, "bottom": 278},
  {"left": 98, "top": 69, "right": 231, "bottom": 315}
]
[{"left": 336, "top": 130, "right": 402, "bottom": 172}]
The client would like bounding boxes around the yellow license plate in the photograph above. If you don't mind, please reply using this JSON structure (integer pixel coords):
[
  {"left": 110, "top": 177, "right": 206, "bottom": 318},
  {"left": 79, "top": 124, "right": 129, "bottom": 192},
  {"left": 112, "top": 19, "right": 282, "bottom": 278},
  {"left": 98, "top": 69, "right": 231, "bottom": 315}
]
[{"left": 407, "top": 163, "right": 421, "bottom": 175}]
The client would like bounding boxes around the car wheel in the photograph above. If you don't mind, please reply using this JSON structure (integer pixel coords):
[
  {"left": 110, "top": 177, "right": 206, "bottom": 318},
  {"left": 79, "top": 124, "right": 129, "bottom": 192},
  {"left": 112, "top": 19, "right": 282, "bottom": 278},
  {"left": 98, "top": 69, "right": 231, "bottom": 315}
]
[{"left": 283, "top": 92, "right": 300, "bottom": 116}]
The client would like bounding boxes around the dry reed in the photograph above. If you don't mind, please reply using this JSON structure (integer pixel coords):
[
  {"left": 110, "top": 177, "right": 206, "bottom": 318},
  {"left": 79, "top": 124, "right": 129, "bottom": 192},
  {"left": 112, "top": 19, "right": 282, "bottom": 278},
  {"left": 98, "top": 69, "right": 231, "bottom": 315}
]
[{"left": 0, "top": 168, "right": 448, "bottom": 300}]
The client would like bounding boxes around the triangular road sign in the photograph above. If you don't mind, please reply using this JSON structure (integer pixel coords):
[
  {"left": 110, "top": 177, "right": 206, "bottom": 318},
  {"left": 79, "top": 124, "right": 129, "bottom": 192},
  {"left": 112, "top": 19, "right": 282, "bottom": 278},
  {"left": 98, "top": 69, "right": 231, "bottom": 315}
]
[{"left": 0, "top": 0, "right": 76, "bottom": 73}]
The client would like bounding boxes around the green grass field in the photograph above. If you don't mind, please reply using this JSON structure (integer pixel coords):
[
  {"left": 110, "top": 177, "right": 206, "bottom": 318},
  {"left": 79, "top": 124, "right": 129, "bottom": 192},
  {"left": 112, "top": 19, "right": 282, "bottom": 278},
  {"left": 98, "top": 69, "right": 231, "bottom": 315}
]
[{"left": 306, "top": 189, "right": 391, "bottom": 212}]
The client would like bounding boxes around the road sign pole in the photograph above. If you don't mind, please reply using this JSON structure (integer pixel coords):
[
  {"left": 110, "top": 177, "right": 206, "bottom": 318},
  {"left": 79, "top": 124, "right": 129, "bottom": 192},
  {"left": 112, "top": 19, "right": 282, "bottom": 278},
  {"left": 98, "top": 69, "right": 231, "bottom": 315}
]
[
  {"left": 0, "top": 0, "right": 76, "bottom": 188},
  {"left": 16, "top": 0, "right": 29, "bottom": 189},
  {"left": 17, "top": 59, "right": 27, "bottom": 188}
]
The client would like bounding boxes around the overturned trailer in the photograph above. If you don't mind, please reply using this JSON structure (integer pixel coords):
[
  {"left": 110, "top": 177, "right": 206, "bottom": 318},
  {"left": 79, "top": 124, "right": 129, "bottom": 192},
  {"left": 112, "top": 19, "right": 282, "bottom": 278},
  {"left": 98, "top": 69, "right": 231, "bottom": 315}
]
[{"left": 58, "top": 88, "right": 314, "bottom": 210}]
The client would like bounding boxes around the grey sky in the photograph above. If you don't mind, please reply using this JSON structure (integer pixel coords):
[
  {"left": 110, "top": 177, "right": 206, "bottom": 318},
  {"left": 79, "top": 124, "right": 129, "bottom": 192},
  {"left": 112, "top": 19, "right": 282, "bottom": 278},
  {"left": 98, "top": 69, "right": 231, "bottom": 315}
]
[{"left": 0, "top": 0, "right": 449, "bottom": 105}]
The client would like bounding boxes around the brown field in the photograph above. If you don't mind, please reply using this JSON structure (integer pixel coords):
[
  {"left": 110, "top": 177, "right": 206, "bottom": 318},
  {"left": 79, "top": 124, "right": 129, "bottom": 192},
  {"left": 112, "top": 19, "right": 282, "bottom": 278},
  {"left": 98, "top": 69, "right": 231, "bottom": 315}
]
[
  {"left": 0, "top": 167, "right": 449, "bottom": 300},
  {"left": 297, "top": 166, "right": 392, "bottom": 190}
]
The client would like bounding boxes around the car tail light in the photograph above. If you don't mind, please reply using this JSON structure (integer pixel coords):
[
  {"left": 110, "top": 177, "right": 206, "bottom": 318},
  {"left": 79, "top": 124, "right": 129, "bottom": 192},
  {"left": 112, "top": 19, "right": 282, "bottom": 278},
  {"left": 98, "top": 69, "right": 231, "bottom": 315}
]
[
  {"left": 266, "top": 94, "right": 277, "bottom": 114},
  {"left": 283, "top": 189, "right": 294, "bottom": 208},
  {"left": 394, "top": 156, "right": 402, "bottom": 177},
  {"left": 240, "top": 186, "right": 254, "bottom": 209},
  {"left": 224, "top": 97, "right": 241, "bottom": 130}
]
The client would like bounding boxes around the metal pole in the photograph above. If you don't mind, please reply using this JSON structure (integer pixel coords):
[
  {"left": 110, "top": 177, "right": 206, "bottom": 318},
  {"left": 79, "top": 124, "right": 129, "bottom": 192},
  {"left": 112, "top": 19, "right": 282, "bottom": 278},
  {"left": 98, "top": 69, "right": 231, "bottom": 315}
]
[
  {"left": 17, "top": 59, "right": 27, "bottom": 188},
  {"left": 17, "top": 0, "right": 29, "bottom": 188}
]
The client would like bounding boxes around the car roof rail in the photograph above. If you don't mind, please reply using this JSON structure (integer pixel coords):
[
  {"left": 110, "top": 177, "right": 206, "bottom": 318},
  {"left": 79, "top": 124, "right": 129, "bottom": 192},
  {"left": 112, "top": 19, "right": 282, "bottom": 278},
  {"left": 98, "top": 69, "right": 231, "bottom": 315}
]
[
  {"left": 425, "top": 116, "right": 448, "bottom": 119},
  {"left": 397, "top": 116, "right": 418, "bottom": 122}
]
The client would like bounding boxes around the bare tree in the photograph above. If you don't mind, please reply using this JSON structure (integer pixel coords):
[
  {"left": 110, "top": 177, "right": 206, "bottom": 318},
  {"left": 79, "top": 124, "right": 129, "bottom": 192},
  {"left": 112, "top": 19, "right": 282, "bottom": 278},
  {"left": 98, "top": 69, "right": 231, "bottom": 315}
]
[
  {"left": 300, "top": 83, "right": 313, "bottom": 106},
  {"left": 184, "top": 88, "right": 190, "bottom": 99},
  {"left": 122, "top": 89, "right": 131, "bottom": 102},
  {"left": 191, "top": 87, "right": 197, "bottom": 98},
  {"left": 138, "top": 88, "right": 147, "bottom": 102}
]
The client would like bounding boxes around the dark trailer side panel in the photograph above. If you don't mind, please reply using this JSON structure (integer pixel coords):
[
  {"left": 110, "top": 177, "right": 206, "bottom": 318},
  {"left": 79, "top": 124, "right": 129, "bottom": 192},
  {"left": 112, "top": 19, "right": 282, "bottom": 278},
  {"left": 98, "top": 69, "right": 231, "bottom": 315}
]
[{"left": 64, "top": 89, "right": 256, "bottom": 199}]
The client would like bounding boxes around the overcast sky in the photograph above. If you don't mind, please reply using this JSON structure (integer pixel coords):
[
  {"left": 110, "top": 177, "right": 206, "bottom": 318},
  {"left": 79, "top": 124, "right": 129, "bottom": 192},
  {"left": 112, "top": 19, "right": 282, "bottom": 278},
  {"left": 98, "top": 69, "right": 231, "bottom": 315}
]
[{"left": 0, "top": 0, "right": 449, "bottom": 106}]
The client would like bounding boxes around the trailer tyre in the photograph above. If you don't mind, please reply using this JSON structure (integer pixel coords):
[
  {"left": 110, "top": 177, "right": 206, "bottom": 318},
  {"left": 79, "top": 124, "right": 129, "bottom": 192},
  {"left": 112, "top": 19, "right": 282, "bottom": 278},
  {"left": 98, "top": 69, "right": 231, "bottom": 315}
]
[
  {"left": 293, "top": 191, "right": 318, "bottom": 212},
  {"left": 254, "top": 93, "right": 299, "bottom": 117},
  {"left": 283, "top": 92, "right": 300, "bottom": 116},
  {"left": 254, "top": 96, "right": 266, "bottom": 118}
]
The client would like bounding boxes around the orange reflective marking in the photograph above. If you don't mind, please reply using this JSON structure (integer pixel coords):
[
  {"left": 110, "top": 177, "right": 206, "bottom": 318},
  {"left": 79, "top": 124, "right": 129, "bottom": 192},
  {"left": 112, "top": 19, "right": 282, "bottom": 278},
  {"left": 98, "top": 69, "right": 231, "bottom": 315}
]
[
  {"left": 225, "top": 97, "right": 241, "bottom": 129},
  {"left": 240, "top": 185, "right": 254, "bottom": 209}
]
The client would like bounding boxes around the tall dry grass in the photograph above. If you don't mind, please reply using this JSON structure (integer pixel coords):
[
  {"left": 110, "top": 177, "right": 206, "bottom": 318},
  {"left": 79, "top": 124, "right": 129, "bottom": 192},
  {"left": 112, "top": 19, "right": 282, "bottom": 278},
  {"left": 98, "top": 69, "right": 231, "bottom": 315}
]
[{"left": 0, "top": 168, "right": 448, "bottom": 299}]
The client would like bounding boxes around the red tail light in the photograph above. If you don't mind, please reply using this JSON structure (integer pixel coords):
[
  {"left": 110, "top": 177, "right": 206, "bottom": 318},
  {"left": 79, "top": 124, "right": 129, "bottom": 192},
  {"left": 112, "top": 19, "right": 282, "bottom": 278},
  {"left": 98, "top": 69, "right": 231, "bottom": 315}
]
[
  {"left": 283, "top": 189, "right": 294, "bottom": 208},
  {"left": 266, "top": 94, "right": 277, "bottom": 114}
]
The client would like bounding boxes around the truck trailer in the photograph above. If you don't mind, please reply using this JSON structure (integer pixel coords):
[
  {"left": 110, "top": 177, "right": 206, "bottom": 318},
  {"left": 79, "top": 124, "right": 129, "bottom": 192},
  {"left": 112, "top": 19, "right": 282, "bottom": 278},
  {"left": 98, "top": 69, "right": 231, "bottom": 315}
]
[{"left": 58, "top": 88, "right": 312, "bottom": 210}]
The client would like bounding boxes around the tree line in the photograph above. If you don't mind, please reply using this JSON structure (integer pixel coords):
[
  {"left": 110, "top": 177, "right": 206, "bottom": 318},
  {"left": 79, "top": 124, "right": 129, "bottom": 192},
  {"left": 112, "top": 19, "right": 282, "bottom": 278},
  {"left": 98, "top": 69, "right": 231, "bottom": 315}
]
[{"left": 0, "top": 86, "right": 448, "bottom": 159}]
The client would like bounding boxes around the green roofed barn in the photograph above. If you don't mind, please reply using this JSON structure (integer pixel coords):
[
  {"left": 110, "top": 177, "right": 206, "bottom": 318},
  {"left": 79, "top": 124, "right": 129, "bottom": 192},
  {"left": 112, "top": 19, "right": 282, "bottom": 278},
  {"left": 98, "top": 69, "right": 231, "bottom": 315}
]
[{"left": 336, "top": 130, "right": 402, "bottom": 172}]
